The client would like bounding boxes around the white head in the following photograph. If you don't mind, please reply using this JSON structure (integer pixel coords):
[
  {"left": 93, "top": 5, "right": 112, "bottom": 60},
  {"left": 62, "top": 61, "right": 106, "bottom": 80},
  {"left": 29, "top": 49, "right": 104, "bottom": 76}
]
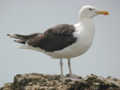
[{"left": 79, "top": 5, "right": 109, "bottom": 19}]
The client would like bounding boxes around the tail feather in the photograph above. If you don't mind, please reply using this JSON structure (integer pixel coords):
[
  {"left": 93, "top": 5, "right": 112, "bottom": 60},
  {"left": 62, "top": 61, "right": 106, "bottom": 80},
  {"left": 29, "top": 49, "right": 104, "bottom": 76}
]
[
  {"left": 7, "top": 34, "right": 19, "bottom": 39},
  {"left": 7, "top": 34, "right": 29, "bottom": 40},
  {"left": 7, "top": 33, "right": 42, "bottom": 44},
  {"left": 14, "top": 39, "right": 26, "bottom": 44}
]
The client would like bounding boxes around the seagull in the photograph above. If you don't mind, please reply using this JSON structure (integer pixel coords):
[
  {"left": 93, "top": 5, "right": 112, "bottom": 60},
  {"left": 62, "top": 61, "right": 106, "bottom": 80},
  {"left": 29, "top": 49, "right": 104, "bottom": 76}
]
[{"left": 8, "top": 5, "right": 109, "bottom": 78}]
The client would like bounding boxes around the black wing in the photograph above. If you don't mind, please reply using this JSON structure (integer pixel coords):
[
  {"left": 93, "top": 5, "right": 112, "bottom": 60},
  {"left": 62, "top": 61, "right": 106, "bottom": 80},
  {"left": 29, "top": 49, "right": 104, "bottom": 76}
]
[{"left": 27, "top": 24, "right": 77, "bottom": 52}]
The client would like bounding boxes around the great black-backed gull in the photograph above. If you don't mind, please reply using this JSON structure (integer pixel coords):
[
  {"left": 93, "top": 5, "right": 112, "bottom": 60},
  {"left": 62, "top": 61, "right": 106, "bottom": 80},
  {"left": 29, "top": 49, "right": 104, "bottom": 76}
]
[{"left": 8, "top": 5, "right": 109, "bottom": 78}]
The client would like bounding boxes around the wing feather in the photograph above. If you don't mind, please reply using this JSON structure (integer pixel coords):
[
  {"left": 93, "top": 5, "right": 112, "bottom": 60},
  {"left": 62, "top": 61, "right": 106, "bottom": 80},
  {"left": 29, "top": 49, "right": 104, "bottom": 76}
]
[{"left": 27, "top": 24, "right": 77, "bottom": 52}]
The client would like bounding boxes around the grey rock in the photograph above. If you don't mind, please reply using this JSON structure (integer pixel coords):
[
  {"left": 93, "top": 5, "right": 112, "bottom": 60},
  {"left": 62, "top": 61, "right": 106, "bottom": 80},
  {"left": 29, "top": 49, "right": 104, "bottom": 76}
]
[{"left": 0, "top": 73, "right": 120, "bottom": 90}]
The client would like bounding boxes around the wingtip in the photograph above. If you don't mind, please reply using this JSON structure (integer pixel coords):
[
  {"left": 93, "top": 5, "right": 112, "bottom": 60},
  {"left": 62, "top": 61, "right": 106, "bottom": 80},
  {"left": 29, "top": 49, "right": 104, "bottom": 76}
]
[
  {"left": 7, "top": 34, "right": 10, "bottom": 36},
  {"left": 7, "top": 34, "right": 16, "bottom": 38}
]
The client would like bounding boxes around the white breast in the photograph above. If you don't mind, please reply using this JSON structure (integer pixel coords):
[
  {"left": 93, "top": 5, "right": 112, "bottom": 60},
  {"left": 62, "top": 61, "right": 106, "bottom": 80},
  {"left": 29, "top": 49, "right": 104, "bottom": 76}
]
[{"left": 72, "top": 21, "right": 95, "bottom": 56}]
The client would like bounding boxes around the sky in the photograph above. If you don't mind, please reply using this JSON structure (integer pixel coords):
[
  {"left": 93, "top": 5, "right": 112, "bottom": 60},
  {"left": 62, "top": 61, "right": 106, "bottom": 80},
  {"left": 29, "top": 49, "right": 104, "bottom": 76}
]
[{"left": 0, "top": 0, "right": 120, "bottom": 86}]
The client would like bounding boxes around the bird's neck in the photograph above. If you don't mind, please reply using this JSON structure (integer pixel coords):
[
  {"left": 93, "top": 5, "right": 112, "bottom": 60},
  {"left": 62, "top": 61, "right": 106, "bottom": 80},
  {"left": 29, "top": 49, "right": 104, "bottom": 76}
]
[
  {"left": 77, "top": 18, "right": 95, "bottom": 41},
  {"left": 79, "top": 18, "right": 95, "bottom": 30},
  {"left": 79, "top": 17, "right": 94, "bottom": 24}
]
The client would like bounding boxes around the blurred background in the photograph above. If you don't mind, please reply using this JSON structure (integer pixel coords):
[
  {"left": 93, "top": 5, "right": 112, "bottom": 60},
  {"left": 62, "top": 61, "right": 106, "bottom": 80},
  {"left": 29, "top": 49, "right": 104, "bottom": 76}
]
[{"left": 0, "top": 0, "right": 120, "bottom": 86}]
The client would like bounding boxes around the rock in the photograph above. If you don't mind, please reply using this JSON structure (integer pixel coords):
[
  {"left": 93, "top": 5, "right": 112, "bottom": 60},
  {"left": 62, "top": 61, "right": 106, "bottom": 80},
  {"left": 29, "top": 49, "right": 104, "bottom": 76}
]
[{"left": 0, "top": 73, "right": 120, "bottom": 90}]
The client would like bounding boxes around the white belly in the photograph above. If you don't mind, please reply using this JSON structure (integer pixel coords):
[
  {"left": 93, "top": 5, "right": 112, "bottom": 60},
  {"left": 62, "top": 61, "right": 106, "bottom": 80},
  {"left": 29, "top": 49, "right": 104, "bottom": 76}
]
[{"left": 45, "top": 40, "right": 91, "bottom": 59}]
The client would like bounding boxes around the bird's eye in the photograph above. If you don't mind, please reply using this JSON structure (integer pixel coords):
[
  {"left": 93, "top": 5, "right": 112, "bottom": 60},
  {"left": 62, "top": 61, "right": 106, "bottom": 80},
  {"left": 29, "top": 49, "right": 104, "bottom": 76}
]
[{"left": 89, "top": 8, "right": 93, "bottom": 11}]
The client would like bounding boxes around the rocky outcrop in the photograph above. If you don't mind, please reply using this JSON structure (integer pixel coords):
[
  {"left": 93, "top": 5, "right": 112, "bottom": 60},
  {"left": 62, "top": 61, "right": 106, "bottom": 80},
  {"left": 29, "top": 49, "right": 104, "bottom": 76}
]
[{"left": 0, "top": 73, "right": 120, "bottom": 90}]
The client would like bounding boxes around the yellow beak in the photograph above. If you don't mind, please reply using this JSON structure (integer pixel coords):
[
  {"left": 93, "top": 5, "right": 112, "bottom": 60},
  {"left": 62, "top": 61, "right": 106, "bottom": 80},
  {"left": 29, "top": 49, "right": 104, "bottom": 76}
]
[{"left": 96, "top": 11, "right": 109, "bottom": 15}]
